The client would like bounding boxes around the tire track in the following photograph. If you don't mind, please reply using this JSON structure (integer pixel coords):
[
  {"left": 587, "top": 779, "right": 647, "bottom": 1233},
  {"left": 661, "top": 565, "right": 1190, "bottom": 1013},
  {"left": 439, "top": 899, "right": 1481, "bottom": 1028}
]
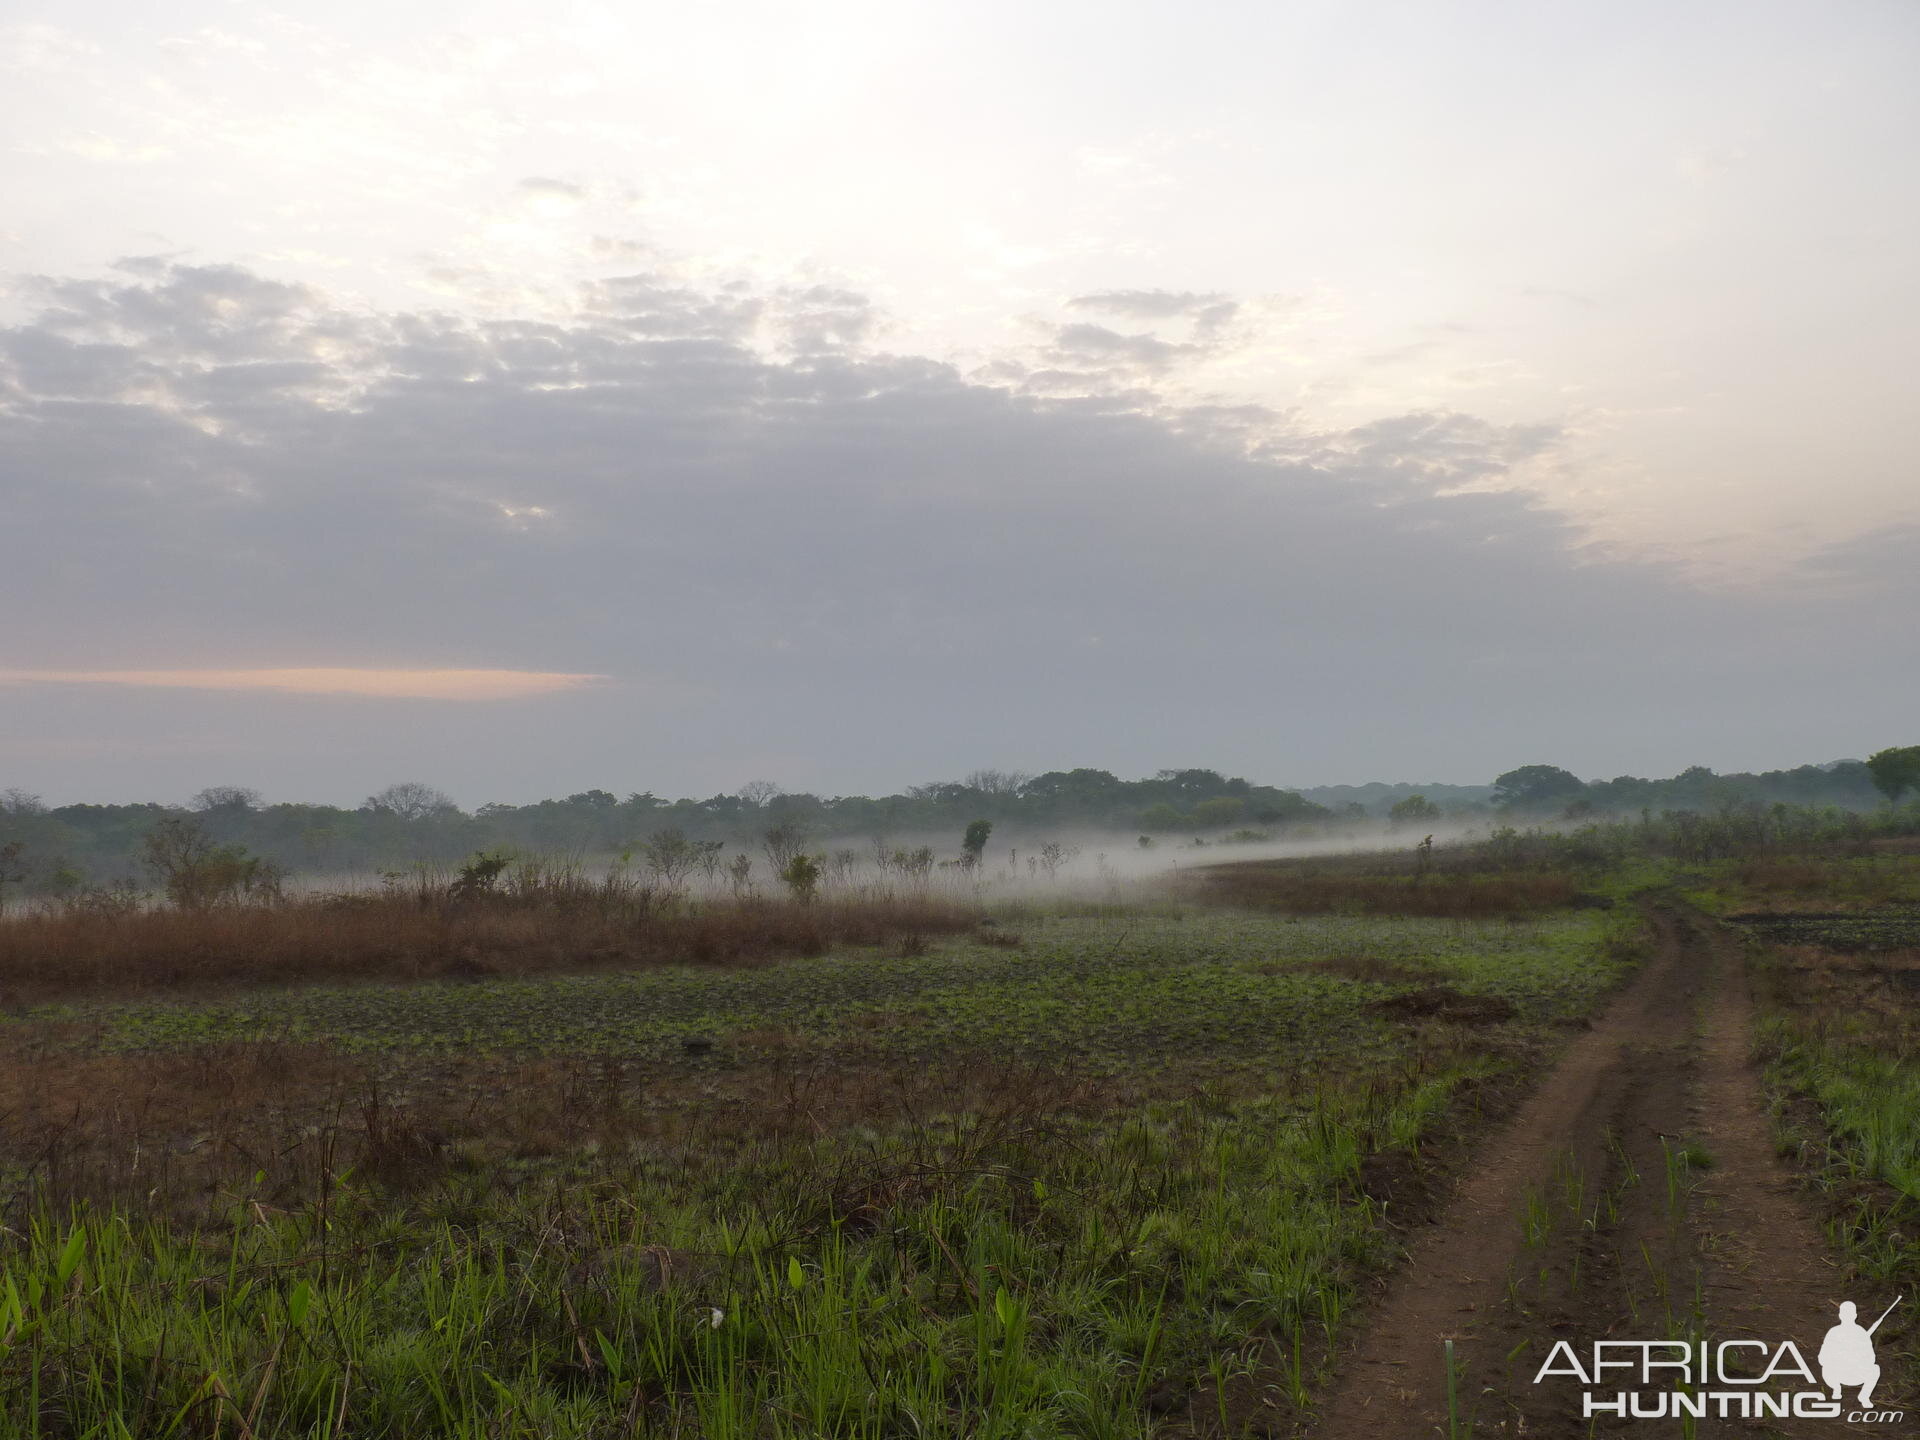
[{"left": 1310, "top": 903, "right": 1868, "bottom": 1439}]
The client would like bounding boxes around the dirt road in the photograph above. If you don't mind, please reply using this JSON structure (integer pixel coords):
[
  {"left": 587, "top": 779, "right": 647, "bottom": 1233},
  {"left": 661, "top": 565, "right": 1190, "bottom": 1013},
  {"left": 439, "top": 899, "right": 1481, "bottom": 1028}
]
[{"left": 1311, "top": 905, "right": 1886, "bottom": 1439}]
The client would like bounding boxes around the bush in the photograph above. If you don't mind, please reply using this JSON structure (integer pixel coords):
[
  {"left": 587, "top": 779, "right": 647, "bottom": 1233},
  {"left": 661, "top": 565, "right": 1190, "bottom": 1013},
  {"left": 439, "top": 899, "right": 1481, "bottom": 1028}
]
[{"left": 780, "top": 853, "right": 823, "bottom": 904}]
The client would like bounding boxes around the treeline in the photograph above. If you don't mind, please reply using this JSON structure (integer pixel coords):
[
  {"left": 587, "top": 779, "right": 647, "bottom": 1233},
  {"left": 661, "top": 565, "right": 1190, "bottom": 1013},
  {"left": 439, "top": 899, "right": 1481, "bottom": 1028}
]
[
  {"left": 0, "top": 754, "right": 1907, "bottom": 900},
  {"left": 0, "top": 769, "right": 1328, "bottom": 896}
]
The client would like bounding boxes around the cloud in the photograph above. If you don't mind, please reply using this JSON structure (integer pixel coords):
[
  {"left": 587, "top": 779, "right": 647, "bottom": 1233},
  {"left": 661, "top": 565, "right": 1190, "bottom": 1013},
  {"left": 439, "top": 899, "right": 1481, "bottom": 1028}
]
[
  {"left": 1067, "top": 288, "right": 1241, "bottom": 342},
  {"left": 517, "top": 177, "right": 585, "bottom": 201},
  {"left": 0, "top": 669, "right": 606, "bottom": 700},
  {"left": 0, "top": 258, "right": 1909, "bottom": 799},
  {"left": 1045, "top": 321, "right": 1202, "bottom": 375},
  {"left": 1067, "top": 289, "right": 1224, "bottom": 316}
]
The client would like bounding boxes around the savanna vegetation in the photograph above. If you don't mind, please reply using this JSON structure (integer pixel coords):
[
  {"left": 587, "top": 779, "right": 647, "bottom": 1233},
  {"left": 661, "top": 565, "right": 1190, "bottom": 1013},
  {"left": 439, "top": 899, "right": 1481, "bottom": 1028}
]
[
  {"left": 0, "top": 774, "right": 1916, "bottom": 1437},
  {"left": 0, "top": 749, "right": 1898, "bottom": 902},
  {"left": 1698, "top": 846, "right": 1920, "bottom": 1286}
]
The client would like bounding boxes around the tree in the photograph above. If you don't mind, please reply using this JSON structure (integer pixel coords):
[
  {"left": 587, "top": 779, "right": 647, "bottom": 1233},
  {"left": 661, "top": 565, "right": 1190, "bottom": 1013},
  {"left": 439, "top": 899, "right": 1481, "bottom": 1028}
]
[
  {"left": 1491, "top": 765, "right": 1588, "bottom": 812},
  {"left": 880, "top": 845, "right": 934, "bottom": 887},
  {"left": 1157, "top": 769, "right": 1230, "bottom": 802},
  {"left": 1138, "top": 802, "right": 1184, "bottom": 831},
  {"left": 1020, "top": 769, "right": 1120, "bottom": 803},
  {"left": 1247, "top": 786, "right": 1330, "bottom": 824},
  {"left": 0, "top": 840, "right": 26, "bottom": 915},
  {"left": 140, "top": 816, "right": 282, "bottom": 908},
  {"left": 450, "top": 849, "right": 514, "bottom": 902},
  {"left": 1865, "top": 746, "right": 1920, "bottom": 806},
  {"left": 1190, "top": 797, "right": 1247, "bottom": 830},
  {"left": 961, "top": 819, "right": 993, "bottom": 869},
  {"left": 191, "top": 786, "right": 263, "bottom": 813},
  {"left": 726, "top": 853, "right": 754, "bottom": 895},
  {"left": 637, "top": 828, "right": 715, "bottom": 891},
  {"left": 363, "top": 782, "right": 458, "bottom": 822},
  {"left": 963, "top": 768, "right": 1031, "bottom": 797},
  {"left": 736, "top": 780, "right": 781, "bottom": 808},
  {"left": 1388, "top": 794, "right": 1442, "bottom": 828},
  {"left": 762, "top": 821, "right": 809, "bottom": 875},
  {"left": 1036, "top": 841, "right": 1080, "bottom": 880},
  {"left": 779, "top": 853, "right": 822, "bottom": 904}
]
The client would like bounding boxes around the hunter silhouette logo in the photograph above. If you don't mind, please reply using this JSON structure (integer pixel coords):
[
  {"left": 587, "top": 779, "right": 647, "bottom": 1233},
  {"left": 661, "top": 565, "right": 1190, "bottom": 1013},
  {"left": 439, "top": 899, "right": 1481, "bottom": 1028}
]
[
  {"left": 1531, "top": 1295, "right": 1905, "bottom": 1423},
  {"left": 1820, "top": 1298, "right": 1897, "bottom": 1408}
]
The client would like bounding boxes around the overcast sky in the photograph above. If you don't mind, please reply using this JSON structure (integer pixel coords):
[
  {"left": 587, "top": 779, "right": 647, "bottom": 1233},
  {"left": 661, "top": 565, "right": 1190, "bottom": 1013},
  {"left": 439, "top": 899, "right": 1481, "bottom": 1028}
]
[{"left": 2, "top": 0, "right": 1915, "bottom": 806}]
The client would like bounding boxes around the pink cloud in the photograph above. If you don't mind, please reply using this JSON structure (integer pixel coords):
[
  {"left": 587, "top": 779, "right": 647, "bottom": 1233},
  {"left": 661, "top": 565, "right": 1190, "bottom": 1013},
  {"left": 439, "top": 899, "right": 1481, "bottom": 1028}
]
[{"left": 0, "top": 668, "right": 606, "bottom": 700}]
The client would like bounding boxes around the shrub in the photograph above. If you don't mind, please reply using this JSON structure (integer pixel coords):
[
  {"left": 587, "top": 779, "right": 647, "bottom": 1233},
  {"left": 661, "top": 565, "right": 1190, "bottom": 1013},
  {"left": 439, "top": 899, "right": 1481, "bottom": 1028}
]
[{"left": 780, "top": 853, "right": 823, "bottom": 904}]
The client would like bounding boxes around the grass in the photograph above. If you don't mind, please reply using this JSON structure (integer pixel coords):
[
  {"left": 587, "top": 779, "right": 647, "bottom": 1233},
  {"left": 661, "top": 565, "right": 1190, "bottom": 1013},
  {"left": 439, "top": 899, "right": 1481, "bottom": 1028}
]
[
  {"left": 1695, "top": 853, "right": 1920, "bottom": 1312},
  {"left": 0, "top": 886, "right": 978, "bottom": 1006},
  {"left": 0, "top": 881, "right": 1631, "bottom": 1436},
  {"left": 1, "top": 1073, "right": 1443, "bottom": 1440},
  {"left": 1182, "top": 864, "right": 1590, "bottom": 918},
  {"left": 10, "top": 911, "right": 1620, "bottom": 1060}
]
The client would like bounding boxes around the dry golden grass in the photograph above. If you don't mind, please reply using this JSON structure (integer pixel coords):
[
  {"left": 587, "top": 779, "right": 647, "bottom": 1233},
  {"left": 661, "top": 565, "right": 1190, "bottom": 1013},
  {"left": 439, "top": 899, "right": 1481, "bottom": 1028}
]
[
  {"left": 1732, "top": 855, "right": 1920, "bottom": 907},
  {"left": 1185, "top": 862, "right": 1584, "bottom": 917},
  {"left": 0, "top": 889, "right": 977, "bottom": 1006}
]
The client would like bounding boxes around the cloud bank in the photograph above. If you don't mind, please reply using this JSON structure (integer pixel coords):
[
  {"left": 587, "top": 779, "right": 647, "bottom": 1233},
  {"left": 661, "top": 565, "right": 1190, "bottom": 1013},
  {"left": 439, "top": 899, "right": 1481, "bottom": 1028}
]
[
  {"left": 0, "top": 669, "right": 604, "bottom": 700},
  {"left": 0, "top": 260, "right": 1911, "bottom": 802}
]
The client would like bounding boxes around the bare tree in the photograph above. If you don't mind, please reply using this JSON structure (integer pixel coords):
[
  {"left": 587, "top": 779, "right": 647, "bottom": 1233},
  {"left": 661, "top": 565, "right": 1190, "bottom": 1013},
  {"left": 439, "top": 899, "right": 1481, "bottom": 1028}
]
[
  {"left": 736, "top": 780, "right": 782, "bottom": 808},
  {"left": 363, "top": 782, "right": 458, "bottom": 822},
  {"left": 1036, "top": 841, "right": 1080, "bottom": 880},
  {"left": 638, "top": 828, "right": 721, "bottom": 891},
  {"left": 762, "top": 821, "right": 809, "bottom": 875},
  {"left": 1, "top": 789, "right": 47, "bottom": 816},
  {"left": 0, "top": 841, "right": 26, "bottom": 915},
  {"left": 964, "top": 768, "right": 1031, "bottom": 797},
  {"left": 191, "top": 785, "right": 263, "bottom": 812},
  {"left": 882, "top": 845, "right": 934, "bottom": 888},
  {"left": 726, "top": 853, "right": 754, "bottom": 896},
  {"left": 827, "top": 849, "right": 860, "bottom": 887}
]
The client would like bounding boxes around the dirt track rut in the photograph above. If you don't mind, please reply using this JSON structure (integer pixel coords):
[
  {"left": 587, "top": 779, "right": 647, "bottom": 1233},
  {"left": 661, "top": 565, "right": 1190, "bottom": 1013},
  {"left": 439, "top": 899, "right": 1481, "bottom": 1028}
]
[{"left": 1311, "top": 904, "right": 1881, "bottom": 1439}]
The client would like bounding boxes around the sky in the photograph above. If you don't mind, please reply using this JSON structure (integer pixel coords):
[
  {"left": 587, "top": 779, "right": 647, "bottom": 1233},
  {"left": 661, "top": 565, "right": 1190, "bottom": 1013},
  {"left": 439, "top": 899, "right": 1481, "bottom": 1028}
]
[{"left": 1, "top": 0, "right": 1915, "bottom": 806}]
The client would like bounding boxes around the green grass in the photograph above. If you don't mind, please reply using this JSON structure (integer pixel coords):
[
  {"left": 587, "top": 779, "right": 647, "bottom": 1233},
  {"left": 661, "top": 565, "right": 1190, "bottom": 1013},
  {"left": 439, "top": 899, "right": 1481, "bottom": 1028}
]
[
  {"left": 0, "top": 908, "right": 1630, "bottom": 1437},
  {"left": 1693, "top": 858, "right": 1920, "bottom": 1287},
  {"left": 1758, "top": 1005, "right": 1920, "bottom": 1284},
  {"left": 3, "top": 1071, "right": 1509, "bottom": 1439},
  {"left": 12, "top": 912, "right": 1622, "bottom": 1064}
]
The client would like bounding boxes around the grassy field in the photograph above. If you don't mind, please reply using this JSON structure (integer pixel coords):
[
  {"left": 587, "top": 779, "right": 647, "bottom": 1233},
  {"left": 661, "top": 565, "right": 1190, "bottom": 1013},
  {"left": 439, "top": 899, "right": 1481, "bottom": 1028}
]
[
  {"left": 10, "top": 811, "right": 1919, "bottom": 1440},
  {"left": 0, "top": 875, "right": 1632, "bottom": 1438},
  {"left": 1706, "top": 857, "right": 1920, "bottom": 1285}
]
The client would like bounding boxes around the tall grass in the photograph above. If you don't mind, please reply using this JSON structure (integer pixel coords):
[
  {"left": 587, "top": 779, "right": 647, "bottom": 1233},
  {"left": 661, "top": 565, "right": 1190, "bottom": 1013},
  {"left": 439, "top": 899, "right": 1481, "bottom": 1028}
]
[{"left": 0, "top": 881, "right": 976, "bottom": 1005}]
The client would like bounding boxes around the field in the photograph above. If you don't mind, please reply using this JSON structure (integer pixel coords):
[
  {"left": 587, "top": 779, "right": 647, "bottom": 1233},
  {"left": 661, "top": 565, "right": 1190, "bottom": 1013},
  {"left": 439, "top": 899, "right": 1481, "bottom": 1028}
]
[
  {"left": 1729, "top": 865, "right": 1920, "bottom": 1285},
  {"left": 2, "top": 825, "right": 1918, "bottom": 1437}
]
